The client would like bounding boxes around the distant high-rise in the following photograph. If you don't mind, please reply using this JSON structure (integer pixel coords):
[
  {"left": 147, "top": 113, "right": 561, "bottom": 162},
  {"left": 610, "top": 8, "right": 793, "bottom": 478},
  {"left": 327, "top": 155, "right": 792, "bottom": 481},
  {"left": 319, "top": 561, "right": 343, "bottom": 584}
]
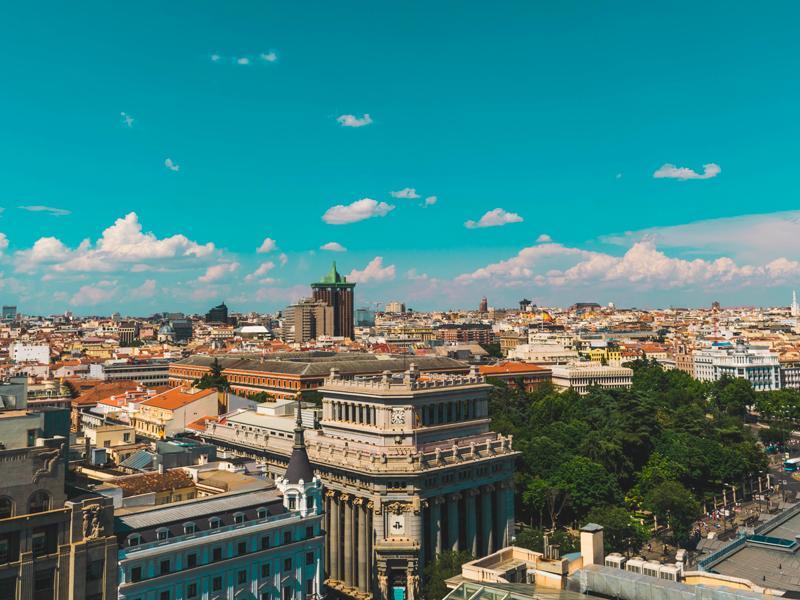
[
  {"left": 2, "top": 305, "right": 16, "bottom": 321},
  {"left": 793, "top": 291, "right": 799, "bottom": 317},
  {"left": 311, "top": 262, "right": 355, "bottom": 339},
  {"left": 479, "top": 296, "right": 488, "bottom": 313},
  {"left": 205, "top": 302, "right": 229, "bottom": 324},
  {"left": 285, "top": 298, "right": 334, "bottom": 343},
  {"left": 385, "top": 301, "right": 406, "bottom": 314}
]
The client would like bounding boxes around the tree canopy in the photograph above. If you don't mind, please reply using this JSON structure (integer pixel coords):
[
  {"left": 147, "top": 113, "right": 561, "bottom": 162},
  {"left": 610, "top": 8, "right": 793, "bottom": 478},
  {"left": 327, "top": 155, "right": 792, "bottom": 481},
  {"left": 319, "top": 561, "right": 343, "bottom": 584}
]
[{"left": 487, "top": 359, "right": 767, "bottom": 549}]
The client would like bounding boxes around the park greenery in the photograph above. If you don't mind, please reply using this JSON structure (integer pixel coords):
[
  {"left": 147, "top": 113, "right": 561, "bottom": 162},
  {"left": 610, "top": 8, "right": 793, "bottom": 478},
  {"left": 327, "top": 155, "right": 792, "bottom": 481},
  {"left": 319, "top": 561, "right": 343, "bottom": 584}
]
[{"left": 487, "top": 359, "right": 768, "bottom": 552}]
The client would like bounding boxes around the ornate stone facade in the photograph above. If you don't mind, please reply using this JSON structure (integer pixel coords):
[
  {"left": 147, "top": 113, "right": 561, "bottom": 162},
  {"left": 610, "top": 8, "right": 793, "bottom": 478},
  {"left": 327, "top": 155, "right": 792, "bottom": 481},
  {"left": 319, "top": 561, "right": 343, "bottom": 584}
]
[{"left": 199, "top": 364, "right": 518, "bottom": 600}]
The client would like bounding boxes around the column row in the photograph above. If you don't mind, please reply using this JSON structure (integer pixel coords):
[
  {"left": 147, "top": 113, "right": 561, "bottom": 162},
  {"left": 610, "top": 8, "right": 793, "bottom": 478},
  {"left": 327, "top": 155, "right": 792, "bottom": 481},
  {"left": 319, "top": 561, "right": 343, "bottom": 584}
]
[
  {"left": 325, "top": 491, "right": 373, "bottom": 594},
  {"left": 423, "top": 481, "right": 514, "bottom": 563}
]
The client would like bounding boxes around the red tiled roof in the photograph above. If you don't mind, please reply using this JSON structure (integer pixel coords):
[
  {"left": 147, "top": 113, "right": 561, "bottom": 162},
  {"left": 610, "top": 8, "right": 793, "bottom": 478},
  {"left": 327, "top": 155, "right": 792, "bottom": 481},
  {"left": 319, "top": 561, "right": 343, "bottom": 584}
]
[
  {"left": 480, "top": 362, "right": 551, "bottom": 375},
  {"left": 141, "top": 387, "right": 216, "bottom": 411}
]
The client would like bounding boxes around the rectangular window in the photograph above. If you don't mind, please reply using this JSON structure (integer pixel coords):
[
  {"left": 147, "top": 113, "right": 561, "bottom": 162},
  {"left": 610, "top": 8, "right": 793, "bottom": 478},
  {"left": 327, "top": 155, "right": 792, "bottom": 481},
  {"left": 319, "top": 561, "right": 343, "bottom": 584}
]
[
  {"left": 283, "top": 558, "right": 292, "bottom": 571},
  {"left": 33, "top": 568, "right": 55, "bottom": 600},
  {"left": 186, "top": 583, "right": 197, "bottom": 599},
  {"left": 123, "top": 433, "right": 131, "bottom": 442},
  {"left": 213, "top": 547, "right": 222, "bottom": 562},
  {"left": 27, "top": 429, "right": 36, "bottom": 447},
  {"left": 159, "top": 592, "right": 170, "bottom": 600},
  {"left": 238, "top": 570, "right": 247, "bottom": 584},
  {"left": 283, "top": 532, "right": 292, "bottom": 545},
  {"left": 187, "top": 553, "right": 197, "bottom": 569},
  {"left": 306, "top": 579, "right": 314, "bottom": 595},
  {"left": 86, "top": 560, "right": 104, "bottom": 581},
  {"left": 212, "top": 576, "right": 222, "bottom": 592},
  {"left": 305, "top": 552, "right": 314, "bottom": 566},
  {"left": 131, "top": 567, "right": 142, "bottom": 582},
  {"left": 159, "top": 559, "right": 170, "bottom": 575},
  {"left": 305, "top": 526, "right": 313, "bottom": 539},
  {"left": 238, "top": 541, "right": 247, "bottom": 555},
  {"left": 261, "top": 535, "right": 270, "bottom": 550},
  {"left": 261, "top": 563, "right": 271, "bottom": 578},
  {"left": 282, "top": 587, "right": 292, "bottom": 600}
]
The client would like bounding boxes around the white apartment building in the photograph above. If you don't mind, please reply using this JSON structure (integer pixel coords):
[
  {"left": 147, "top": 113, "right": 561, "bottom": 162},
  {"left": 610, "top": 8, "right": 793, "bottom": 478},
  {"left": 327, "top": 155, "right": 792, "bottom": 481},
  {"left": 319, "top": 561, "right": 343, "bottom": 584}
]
[
  {"left": 507, "top": 342, "right": 579, "bottom": 364},
  {"left": 550, "top": 363, "right": 633, "bottom": 395},
  {"left": 10, "top": 342, "right": 50, "bottom": 364},
  {"left": 692, "top": 341, "right": 781, "bottom": 391}
]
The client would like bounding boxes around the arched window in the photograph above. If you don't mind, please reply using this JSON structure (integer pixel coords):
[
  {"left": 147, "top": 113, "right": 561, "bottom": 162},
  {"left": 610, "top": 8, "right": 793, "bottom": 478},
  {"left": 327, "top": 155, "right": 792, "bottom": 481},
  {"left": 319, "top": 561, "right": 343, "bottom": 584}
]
[
  {"left": 28, "top": 490, "right": 51, "bottom": 514},
  {"left": 126, "top": 534, "right": 141, "bottom": 547},
  {"left": 156, "top": 527, "right": 170, "bottom": 541},
  {"left": 233, "top": 512, "right": 246, "bottom": 524},
  {"left": 183, "top": 522, "right": 196, "bottom": 534},
  {"left": 209, "top": 517, "right": 221, "bottom": 529},
  {"left": 256, "top": 507, "right": 268, "bottom": 519},
  {"left": 0, "top": 497, "right": 13, "bottom": 519}
]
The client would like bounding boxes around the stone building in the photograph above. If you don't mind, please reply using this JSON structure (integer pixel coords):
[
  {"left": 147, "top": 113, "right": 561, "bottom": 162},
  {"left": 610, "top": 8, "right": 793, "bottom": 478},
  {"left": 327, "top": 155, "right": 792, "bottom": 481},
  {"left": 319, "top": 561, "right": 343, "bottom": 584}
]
[
  {"left": 197, "top": 364, "right": 519, "bottom": 600},
  {"left": 0, "top": 409, "right": 118, "bottom": 600}
]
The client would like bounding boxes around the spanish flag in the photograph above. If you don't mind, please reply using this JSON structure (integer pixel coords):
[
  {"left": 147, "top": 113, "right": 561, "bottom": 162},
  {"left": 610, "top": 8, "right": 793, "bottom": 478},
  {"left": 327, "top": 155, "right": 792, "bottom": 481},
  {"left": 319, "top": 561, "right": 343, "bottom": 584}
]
[{"left": 541, "top": 310, "right": 554, "bottom": 322}]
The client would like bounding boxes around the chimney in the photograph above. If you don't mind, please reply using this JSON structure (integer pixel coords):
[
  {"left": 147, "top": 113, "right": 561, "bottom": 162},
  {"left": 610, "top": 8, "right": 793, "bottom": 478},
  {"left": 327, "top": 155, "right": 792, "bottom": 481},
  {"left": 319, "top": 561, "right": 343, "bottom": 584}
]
[{"left": 580, "top": 523, "right": 604, "bottom": 566}]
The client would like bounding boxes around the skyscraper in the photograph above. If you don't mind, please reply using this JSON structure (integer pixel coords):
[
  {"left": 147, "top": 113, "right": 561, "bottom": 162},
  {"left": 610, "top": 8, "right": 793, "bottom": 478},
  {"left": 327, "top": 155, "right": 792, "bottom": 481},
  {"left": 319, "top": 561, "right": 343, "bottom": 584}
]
[
  {"left": 792, "top": 291, "right": 799, "bottom": 317},
  {"left": 311, "top": 262, "right": 355, "bottom": 339},
  {"left": 479, "top": 297, "right": 488, "bottom": 313}
]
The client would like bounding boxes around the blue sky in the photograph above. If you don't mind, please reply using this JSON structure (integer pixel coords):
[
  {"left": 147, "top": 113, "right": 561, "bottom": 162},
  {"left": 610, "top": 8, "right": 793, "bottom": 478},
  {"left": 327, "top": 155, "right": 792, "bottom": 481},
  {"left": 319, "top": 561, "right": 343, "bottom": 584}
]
[{"left": 2, "top": 1, "right": 800, "bottom": 315}]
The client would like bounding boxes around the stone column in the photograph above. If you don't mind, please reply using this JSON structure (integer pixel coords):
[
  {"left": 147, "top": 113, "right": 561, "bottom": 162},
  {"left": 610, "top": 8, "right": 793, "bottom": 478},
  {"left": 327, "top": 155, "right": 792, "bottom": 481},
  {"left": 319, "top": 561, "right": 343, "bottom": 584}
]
[
  {"left": 343, "top": 494, "right": 354, "bottom": 586},
  {"left": 465, "top": 490, "right": 478, "bottom": 556},
  {"left": 357, "top": 498, "right": 368, "bottom": 592},
  {"left": 367, "top": 501, "right": 374, "bottom": 595},
  {"left": 431, "top": 496, "right": 443, "bottom": 556},
  {"left": 447, "top": 493, "right": 461, "bottom": 551},
  {"left": 495, "top": 482, "right": 508, "bottom": 548},
  {"left": 19, "top": 552, "right": 34, "bottom": 600},
  {"left": 481, "top": 484, "right": 495, "bottom": 555},
  {"left": 504, "top": 481, "right": 515, "bottom": 547},
  {"left": 329, "top": 493, "right": 340, "bottom": 581}
]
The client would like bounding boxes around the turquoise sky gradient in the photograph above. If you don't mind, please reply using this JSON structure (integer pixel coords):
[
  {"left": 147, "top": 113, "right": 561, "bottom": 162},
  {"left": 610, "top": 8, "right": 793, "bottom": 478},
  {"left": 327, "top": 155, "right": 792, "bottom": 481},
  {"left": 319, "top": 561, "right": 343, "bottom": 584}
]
[{"left": 2, "top": 1, "right": 800, "bottom": 314}]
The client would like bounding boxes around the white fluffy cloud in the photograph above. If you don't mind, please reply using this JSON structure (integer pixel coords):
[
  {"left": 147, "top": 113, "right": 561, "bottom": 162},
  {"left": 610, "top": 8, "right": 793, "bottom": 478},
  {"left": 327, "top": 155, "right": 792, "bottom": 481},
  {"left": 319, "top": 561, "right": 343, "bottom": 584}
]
[
  {"left": 257, "top": 237, "right": 278, "bottom": 253},
  {"left": 347, "top": 257, "right": 396, "bottom": 283},
  {"left": 70, "top": 281, "right": 116, "bottom": 306},
  {"left": 322, "top": 198, "right": 394, "bottom": 224},
  {"left": 164, "top": 158, "right": 180, "bottom": 172},
  {"left": 19, "top": 205, "right": 70, "bottom": 216},
  {"left": 15, "top": 212, "right": 214, "bottom": 273},
  {"left": 454, "top": 238, "right": 800, "bottom": 293},
  {"left": 337, "top": 114, "right": 373, "bottom": 127},
  {"left": 120, "top": 112, "right": 134, "bottom": 128},
  {"left": 424, "top": 196, "right": 437, "bottom": 206},
  {"left": 198, "top": 262, "right": 239, "bottom": 283},
  {"left": 536, "top": 234, "right": 552, "bottom": 243},
  {"left": 390, "top": 188, "right": 420, "bottom": 199},
  {"left": 131, "top": 279, "right": 157, "bottom": 299},
  {"left": 465, "top": 208, "right": 523, "bottom": 229},
  {"left": 279, "top": 253, "right": 288, "bottom": 266},
  {"left": 0, "top": 233, "right": 8, "bottom": 255},
  {"left": 603, "top": 210, "right": 800, "bottom": 264},
  {"left": 653, "top": 163, "right": 720, "bottom": 180},
  {"left": 245, "top": 261, "right": 275, "bottom": 282},
  {"left": 260, "top": 52, "right": 277, "bottom": 62},
  {"left": 321, "top": 242, "right": 347, "bottom": 252}
]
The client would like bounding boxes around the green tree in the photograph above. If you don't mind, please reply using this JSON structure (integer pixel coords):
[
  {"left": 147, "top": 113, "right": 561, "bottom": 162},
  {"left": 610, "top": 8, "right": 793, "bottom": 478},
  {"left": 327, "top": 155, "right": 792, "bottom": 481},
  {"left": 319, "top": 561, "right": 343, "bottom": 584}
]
[
  {"left": 514, "top": 527, "right": 579, "bottom": 554},
  {"left": 644, "top": 481, "right": 701, "bottom": 547},
  {"left": 195, "top": 357, "right": 230, "bottom": 391},
  {"left": 585, "top": 505, "right": 648, "bottom": 555},
  {"left": 422, "top": 551, "right": 473, "bottom": 600},
  {"left": 552, "top": 456, "right": 623, "bottom": 522}
]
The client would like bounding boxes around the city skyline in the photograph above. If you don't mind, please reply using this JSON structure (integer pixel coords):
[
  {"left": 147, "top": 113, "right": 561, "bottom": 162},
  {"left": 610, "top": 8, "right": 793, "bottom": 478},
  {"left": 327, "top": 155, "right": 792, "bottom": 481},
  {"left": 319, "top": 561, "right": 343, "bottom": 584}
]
[{"left": 4, "top": 1, "right": 800, "bottom": 314}]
